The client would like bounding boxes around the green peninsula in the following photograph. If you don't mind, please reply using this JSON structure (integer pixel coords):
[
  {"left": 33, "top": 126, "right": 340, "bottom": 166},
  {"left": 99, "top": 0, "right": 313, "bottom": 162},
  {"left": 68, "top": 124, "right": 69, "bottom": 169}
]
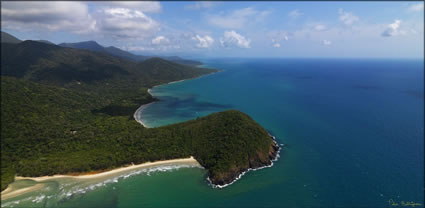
[{"left": 1, "top": 40, "right": 279, "bottom": 191}]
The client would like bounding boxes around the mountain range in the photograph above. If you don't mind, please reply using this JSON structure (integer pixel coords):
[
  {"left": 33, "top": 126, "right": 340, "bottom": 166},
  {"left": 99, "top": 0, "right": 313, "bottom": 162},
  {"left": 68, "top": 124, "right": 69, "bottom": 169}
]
[{"left": 1, "top": 31, "right": 201, "bottom": 66}]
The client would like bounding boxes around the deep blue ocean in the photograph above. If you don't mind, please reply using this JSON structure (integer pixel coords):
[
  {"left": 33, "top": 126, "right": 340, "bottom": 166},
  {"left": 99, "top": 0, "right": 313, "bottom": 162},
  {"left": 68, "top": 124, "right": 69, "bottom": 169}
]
[
  {"left": 140, "top": 58, "right": 424, "bottom": 207},
  {"left": 4, "top": 58, "right": 423, "bottom": 208}
]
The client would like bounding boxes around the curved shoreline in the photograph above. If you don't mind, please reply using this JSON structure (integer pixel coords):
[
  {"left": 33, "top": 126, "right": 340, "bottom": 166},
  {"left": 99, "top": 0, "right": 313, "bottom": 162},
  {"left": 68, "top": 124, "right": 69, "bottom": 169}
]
[
  {"left": 1, "top": 157, "right": 200, "bottom": 200},
  {"left": 132, "top": 78, "right": 191, "bottom": 128},
  {"left": 133, "top": 102, "right": 155, "bottom": 128},
  {"left": 133, "top": 71, "right": 220, "bottom": 129}
]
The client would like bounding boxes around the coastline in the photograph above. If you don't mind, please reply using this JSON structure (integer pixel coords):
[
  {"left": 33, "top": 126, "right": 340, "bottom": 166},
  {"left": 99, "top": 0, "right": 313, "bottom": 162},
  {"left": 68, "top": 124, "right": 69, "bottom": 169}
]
[
  {"left": 133, "top": 102, "right": 155, "bottom": 128},
  {"left": 1, "top": 157, "right": 200, "bottom": 200},
  {"left": 1, "top": 184, "right": 45, "bottom": 201},
  {"left": 14, "top": 157, "right": 199, "bottom": 182},
  {"left": 133, "top": 70, "right": 220, "bottom": 129}
]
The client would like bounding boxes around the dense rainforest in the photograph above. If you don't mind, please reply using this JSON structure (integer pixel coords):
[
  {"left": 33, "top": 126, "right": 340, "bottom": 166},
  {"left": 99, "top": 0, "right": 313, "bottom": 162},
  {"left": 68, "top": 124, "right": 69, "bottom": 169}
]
[{"left": 1, "top": 39, "right": 278, "bottom": 191}]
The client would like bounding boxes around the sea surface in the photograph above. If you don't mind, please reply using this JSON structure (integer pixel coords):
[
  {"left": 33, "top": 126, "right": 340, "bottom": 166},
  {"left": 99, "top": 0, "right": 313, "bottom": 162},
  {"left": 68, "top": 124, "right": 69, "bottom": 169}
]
[{"left": 2, "top": 58, "right": 424, "bottom": 208}]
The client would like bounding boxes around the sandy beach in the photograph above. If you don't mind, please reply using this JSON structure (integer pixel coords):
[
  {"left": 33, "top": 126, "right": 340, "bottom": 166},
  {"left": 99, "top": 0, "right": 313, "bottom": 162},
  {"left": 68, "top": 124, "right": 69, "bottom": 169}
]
[
  {"left": 15, "top": 157, "right": 199, "bottom": 182},
  {"left": 133, "top": 80, "right": 187, "bottom": 128},
  {"left": 2, "top": 157, "right": 200, "bottom": 200},
  {"left": 134, "top": 78, "right": 188, "bottom": 127},
  {"left": 133, "top": 101, "right": 155, "bottom": 128}
]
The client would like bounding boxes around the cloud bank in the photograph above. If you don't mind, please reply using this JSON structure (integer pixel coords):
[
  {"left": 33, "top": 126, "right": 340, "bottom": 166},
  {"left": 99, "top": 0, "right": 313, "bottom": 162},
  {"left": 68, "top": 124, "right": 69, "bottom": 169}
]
[
  {"left": 338, "top": 8, "right": 359, "bottom": 25},
  {"left": 1, "top": 2, "right": 96, "bottom": 33},
  {"left": 97, "top": 8, "right": 159, "bottom": 39},
  {"left": 381, "top": 20, "right": 402, "bottom": 37},
  {"left": 192, "top": 35, "right": 214, "bottom": 48},
  {"left": 220, "top": 30, "right": 251, "bottom": 48}
]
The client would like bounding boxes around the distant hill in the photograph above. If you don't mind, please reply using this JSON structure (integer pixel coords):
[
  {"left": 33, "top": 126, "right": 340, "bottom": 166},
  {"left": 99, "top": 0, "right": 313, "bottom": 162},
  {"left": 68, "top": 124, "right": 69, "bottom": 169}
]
[
  {"left": 104, "top": 46, "right": 148, "bottom": 61},
  {"left": 1, "top": 31, "right": 54, "bottom": 45},
  {"left": 160, "top": 56, "right": 203, "bottom": 66},
  {"left": 1, "top": 40, "right": 214, "bottom": 87},
  {"left": 35, "top": 40, "right": 55, "bottom": 45},
  {"left": 59, "top": 41, "right": 107, "bottom": 53},
  {"left": 1, "top": 31, "right": 21, "bottom": 44},
  {"left": 2, "top": 40, "right": 130, "bottom": 84},
  {"left": 59, "top": 40, "right": 202, "bottom": 66},
  {"left": 136, "top": 57, "right": 205, "bottom": 83}
]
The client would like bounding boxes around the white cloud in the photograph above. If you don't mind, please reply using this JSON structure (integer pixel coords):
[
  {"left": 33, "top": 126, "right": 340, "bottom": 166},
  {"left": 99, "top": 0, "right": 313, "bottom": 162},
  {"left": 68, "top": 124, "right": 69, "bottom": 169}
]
[
  {"left": 220, "top": 30, "right": 251, "bottom": 48},
  {"left": 192, "top": 35, "right": 214, "bottom": 48},
  {"left": 1, "top": 2, "right": 96, "bottom": 33},
  {"left": 185, "top": 2, "right": 216, "bottom": 10},
  {"left": 338, "top": 8, "right": 359, "bottom": 25},
  {"left": 97, "top": 8, "right": 159, "bottom": 39},
  {"left": 208, "top": 7, "right": 270, "bottom": 29},
  {"left": 315, "top": 24, "right": 327, "bottom": 31},
  {"left": 273, "top": 43, "right": 281, "bottom": 48},
  {"left": 98, "top": 2, "right": 161, "bottom": 13},
  {"left": 288, "top": 10, "right": 303, "bottom": 18},
  {"left": 381, "top": 20, "right": 402, "bottom": 37},
  {"left": 152, "top": 36, "right": 170, "bottom": 45},
  {"left": 322, "top": 40, "right": 332, "bottom": 46},
  {"left": 408, "top": 3, "right": 424, "bottom": 12}
]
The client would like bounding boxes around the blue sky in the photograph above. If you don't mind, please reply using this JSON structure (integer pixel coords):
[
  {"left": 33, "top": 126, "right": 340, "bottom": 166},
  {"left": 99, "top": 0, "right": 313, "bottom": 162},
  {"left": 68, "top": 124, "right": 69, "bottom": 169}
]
[{"left": 1, "top": 1, "right": 424, "bottom": 58}]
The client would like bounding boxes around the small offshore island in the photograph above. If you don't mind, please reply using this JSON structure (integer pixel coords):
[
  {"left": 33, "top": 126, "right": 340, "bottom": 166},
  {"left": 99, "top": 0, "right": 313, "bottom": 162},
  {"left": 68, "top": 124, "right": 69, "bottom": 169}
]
[{"left": 1, "top": 33, "right": 280, "bottom": 198}]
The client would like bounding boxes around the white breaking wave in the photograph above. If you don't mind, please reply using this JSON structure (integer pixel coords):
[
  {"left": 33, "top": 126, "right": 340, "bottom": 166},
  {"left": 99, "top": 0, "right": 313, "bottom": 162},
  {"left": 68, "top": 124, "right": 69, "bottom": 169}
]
[
  {"left": 31, "top": 194, "right": 45, "bottom": 203},
  {"left": 58, "top": 164, "right": 201, "bottom": 200},
  {"left": 1, "top": 195, "right": 36, "bottom": 208}
]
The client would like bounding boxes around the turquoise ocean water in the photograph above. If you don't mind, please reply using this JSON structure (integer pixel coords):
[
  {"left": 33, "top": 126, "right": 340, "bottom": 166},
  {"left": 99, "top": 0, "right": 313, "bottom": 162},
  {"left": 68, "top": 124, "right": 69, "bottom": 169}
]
[{"left": 2, "top": 58, "right": 424, "bottom": 207}]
